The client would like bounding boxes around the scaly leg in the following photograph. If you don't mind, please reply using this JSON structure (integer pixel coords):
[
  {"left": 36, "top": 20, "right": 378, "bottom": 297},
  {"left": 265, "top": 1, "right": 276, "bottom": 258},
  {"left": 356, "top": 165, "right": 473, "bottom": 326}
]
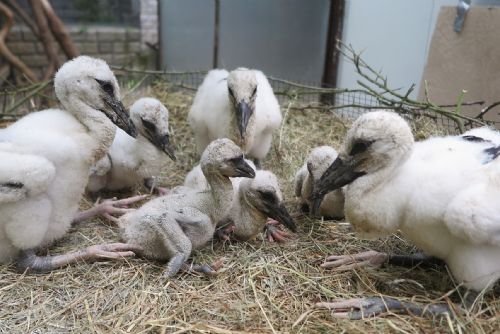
[
  {"left": 317, "top": 252, "right": 455, "bottom": 319},
  {"left": 315, "top": 296, "right": 452, "bottom": 319},
  {"left": 73, "top": 195, "right": 148, "bottom": 225},
  {"left": 321, "top": 250, "right": 444, "bottom": 271},
  {"left": 253, "top": 158, "right": 262, "bottom": 170},
  {"left": 16, "top": 243, "right": 143, "bottom": 273},
  {"left": 164, "top": 253, "right": 186, "bottom": 278},
  {"left": 144, "top": 177, "right": 170, "bottom": 196}
]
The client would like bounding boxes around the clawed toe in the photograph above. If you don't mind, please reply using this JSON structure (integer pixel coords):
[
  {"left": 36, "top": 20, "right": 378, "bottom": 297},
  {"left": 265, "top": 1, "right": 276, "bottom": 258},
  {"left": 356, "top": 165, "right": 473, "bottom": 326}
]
[
  {"left": 181, "top": 258, "right": 225, "bottom": 276},
  {"left": 85, "top": 243, "right": 143, "bottom": 260},
  {"left": 265, "top": 223, "right": 293, "bottom": 243}
]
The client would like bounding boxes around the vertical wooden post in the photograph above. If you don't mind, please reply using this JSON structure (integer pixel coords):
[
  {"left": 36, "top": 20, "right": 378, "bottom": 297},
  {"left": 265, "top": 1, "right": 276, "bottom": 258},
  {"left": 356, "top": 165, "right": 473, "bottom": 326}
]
[
  {"left": 322, "top": 0, "right": 345, "bottom": 104},
  {"left": 212, "top": 0, "right": 220, "bottom": 69}
]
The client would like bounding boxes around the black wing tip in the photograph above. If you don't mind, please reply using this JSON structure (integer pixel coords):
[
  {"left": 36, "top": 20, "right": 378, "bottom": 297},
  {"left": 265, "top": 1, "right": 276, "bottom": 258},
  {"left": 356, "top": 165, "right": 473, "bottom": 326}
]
[
  {"left": 1, "top": 182, "right": 24, "bottom": 189},
  {"left": 462, "top": 135, "right": 489, "bottom": 143},
  {"left": 484, "top": 145, "right": 500, "bottom": 163}
]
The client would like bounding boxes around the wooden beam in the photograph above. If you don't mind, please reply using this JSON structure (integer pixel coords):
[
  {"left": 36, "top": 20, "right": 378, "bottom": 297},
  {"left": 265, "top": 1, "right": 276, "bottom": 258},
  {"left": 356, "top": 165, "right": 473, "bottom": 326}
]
[
  {"left": 0, "top": 2, "right": 37, "bottom": 82},
  {"left": 40, "top": 0, "right": 79, "bottom": 59},
  {"left": 212, "top": 0, "right": 220, "bottom": 69},
  {"left": 322, "top": 0, "right": 345, "bottom": 103}
]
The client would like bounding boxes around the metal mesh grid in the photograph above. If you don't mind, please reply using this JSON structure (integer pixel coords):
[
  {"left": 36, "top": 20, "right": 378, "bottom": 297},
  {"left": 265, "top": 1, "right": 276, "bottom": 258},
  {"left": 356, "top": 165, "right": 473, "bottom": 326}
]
[
  {"left": 3, "top": 69, "right": 497, "bottom": 134},
  {"left": 148, "top": 70, "right": 498, "bottom": 134}
]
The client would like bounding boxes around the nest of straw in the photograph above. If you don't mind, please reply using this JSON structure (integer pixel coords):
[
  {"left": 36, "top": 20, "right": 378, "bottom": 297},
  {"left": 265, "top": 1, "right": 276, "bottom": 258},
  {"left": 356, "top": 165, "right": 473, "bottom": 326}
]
[{"left": 0, "top": 80, "right": 498, "bottom": 333}]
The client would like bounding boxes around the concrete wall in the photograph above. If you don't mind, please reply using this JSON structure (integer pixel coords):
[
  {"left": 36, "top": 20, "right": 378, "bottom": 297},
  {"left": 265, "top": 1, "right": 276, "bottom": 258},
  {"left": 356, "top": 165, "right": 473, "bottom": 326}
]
[{"left": 159, "top": 0, "right": 330, "bottom": 84}]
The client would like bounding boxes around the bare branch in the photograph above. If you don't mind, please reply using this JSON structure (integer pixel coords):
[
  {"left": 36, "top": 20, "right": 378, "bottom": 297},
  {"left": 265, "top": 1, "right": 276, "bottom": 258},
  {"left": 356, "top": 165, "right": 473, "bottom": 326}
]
[
  {"left": 0, "top": 2, "right": 38, "bottom": 82},
  {"left": 40, "top": 0, "right": 79, "bottom": 59},
  {"left": 476, "top": 101, "right": 500, "bottom": 120},
  {"left": 4, "top": 0, "right": 39, "bottom": 38},
  {"left": 337, "top": 40, "right": 483, "bottom": 132},
  {"left": 29, "top": 0, "right": 60, "bottom": 80}
]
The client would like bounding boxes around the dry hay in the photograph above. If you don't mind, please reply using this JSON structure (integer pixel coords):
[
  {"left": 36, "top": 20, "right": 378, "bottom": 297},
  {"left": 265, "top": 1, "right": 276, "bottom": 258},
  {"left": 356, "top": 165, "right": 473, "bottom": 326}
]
[{"left": 0, "top": 80, "right": 498, "bottom": 334}]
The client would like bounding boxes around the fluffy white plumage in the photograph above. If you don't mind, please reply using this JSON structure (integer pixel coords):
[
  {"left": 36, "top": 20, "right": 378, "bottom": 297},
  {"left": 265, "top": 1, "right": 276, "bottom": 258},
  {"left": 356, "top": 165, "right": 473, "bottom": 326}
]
[
  {"left": 118, "top": 138, "right": 255, "bottom": 276},
  {"left": 87, "top": 97, "right": 174, "bottom": 193},
  {"left": 188, "top": 68, "right": 281, "bottom": 162},
  {"left": 183, "top": 159, "right": 256, "bottom": 190},
  {"left": 0, "top": 56, "right": 132, "bottom": 264},
  {"left": 294, "top": 146, "right": 344, "bottom": 219},
  {"left": 183, "top": 161, "right": 294, "bottom": 241},
  {"left": 316, "top": 111, "right": 500, "bottom": 291}
]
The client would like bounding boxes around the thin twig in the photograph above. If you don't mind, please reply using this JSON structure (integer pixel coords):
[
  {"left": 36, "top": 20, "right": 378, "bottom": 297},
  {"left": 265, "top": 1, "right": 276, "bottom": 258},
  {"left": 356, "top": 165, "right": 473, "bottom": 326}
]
[
  {"left": 337, "top": 40, "right": 486, "bottom": 132},
  {"left": 476, "top": 100, "right": 500, "bottom": 120},
  {"left": 3, "top": 80, "right": 51, "bottom": 114}
]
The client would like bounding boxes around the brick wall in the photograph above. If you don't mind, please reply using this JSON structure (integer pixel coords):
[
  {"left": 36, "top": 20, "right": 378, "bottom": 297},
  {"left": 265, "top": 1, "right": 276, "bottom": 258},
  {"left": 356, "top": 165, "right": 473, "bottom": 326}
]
[{"left": 6, "top": 25, "right": 147, "bottom": 80}]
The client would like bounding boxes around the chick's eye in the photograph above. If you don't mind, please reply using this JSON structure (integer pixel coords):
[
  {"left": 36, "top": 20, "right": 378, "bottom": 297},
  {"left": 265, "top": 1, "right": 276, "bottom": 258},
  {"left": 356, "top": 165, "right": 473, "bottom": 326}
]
[
  {"left": 229, "top": 155, "right": 243, "bottom": 164},
  {"left": 142, "top": 119, "right": 156, "bottom": 131},
  {"left": 95, "top": 79, "right": 114, "bottom": 97},
  {"left": 251, "top": 87, "right": 257, "bottom": 97},
  {"left": 349, "top": 140, "right": 373, "bottom": 156},
  {"left": 259, "top": 190, "right": 276, "bottom": 202}
]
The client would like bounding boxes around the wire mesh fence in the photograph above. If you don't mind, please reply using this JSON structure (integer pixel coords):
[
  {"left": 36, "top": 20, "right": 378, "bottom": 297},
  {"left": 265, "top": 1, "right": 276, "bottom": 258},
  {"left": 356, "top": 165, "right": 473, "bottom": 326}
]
[
  {"left": 135, "top": 70, "right": 498, "bottom": 133},
  {"left": 2, "top": 68, "right": 499, "bottom": 133}
]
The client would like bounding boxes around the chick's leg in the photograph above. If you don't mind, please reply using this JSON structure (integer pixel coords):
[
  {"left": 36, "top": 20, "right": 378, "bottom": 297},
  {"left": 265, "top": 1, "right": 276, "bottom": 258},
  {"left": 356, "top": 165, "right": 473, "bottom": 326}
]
[
  {"left": 315, "top": 296, "right": 452, "bottom": 319},
  {"left": 16, "top": 243, "right": 142, "bottom": 273},
  {"left": 144, "top": 177, "right": 170, "bottom": 196},
  {"left": 321, "top": 251, "right": 444, "bottom": 271},
  {"left": 73, "top": 195, "right": 148, "bottom": 225}
]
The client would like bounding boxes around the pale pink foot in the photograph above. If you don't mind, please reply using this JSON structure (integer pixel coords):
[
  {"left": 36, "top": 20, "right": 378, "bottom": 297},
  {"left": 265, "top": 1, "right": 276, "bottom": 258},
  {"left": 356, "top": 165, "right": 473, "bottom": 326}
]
[
  {"left": 17, "top": 243, "right": 143, "bottom": 273},
  {"left": 73, "top": 195, "right": 148, "bottom": 225},
  {"left": 265, "top": 218, "right": 293, "bottom": 243},
  {"left": 215, "top": 223, "right": 236, "bottom": 241},
  {"left": 321, "top": 250, "right": 388, "bottom": 271},
  {"left": 155, "top": 186, "right": 170, "bottom": 196}
]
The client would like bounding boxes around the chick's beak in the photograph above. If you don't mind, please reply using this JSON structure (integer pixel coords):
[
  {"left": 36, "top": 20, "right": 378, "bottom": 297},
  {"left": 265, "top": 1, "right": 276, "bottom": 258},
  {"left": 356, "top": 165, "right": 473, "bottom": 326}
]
[
  {"left": 160, "top": 134, "right": 176, "bottom": 161},
  {"left": 311, "top": 156, "right": 364, "bottom": 216},
  {"left": 103, "top": 96, "right": 137, "bottom": 138},
  {"left": 236, "top": 101, "right": 253, "bottom": 139},
  {"left": 234, "top": 157, "right": 256, "bottom": 178},
  {"left": 263, "top": 202, "right": 296, "bottom": 232}
]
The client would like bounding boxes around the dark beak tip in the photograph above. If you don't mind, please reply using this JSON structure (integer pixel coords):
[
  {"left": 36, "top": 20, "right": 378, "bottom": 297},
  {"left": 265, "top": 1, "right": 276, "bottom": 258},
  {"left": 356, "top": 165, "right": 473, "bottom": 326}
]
[
  {"left": 287, "top": 220, "right": 297, "bottom": 233},
  {"left": 128, "top": 126, "right": 138, "bottom": 138},
  {"left": 163, "top": 148, "right": 176, "bottom": 161}
]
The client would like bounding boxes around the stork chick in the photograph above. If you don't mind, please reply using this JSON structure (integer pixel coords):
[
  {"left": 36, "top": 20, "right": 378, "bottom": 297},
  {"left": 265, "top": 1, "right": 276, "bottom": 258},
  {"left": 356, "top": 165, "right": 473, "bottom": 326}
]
[
  {"left": 311, "top": 111, "right": 500, "bottom": 319},
  {"left": 294, "top": 146, "right": 344, "bottom": 219},
  {"left": 87, "top": 97, "right": 176, "bottom": 195},
  {"left": 0, "top": 56, "right": 143, "bottom": 272},
  {"left": 184, "top": 163, "right": 296, "bottom": 242},
  {"left": 188, "top": 68, "right": 281, "bottom": 167},
  {"left": 119, "top": 138, "right": 255, "bottom": 277}
]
